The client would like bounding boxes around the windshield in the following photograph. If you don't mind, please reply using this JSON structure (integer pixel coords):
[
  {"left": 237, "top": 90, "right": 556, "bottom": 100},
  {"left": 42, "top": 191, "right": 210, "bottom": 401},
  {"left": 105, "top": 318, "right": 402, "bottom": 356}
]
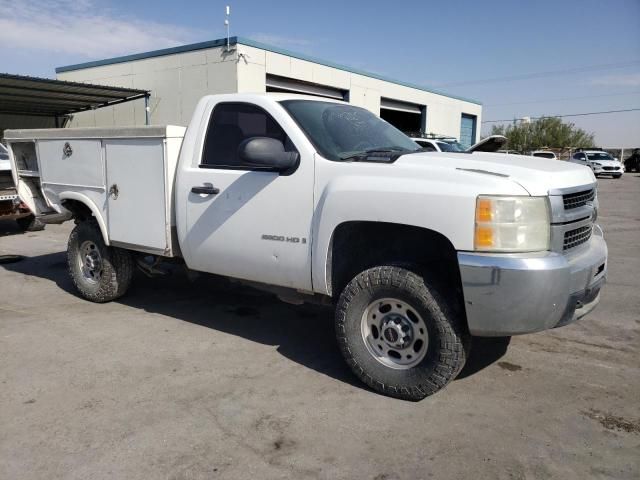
[
  {"left": 0, "top": 144, "right": 8, "bottom": 160},
  {"left": 280, "top": 100, "right": 420, "bottom": 161},
  {"left": 437, "top": 141, "right": 465, "bottom": 152},
  {"left": 587, "top": 152, "right": 614, "bottom": 161},
  {"left": 533, "top": 152, "right": 555, "bottom": 159}
]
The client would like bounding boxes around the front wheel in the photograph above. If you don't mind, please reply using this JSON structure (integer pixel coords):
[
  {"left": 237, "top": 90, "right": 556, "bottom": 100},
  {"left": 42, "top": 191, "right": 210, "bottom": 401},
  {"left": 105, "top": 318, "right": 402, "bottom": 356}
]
[
  {"left": 67, "top": 220, "right": 134, "bottom": 302},
  {"left": 335, "top": 266, "right": 470, "bottom": 401}
]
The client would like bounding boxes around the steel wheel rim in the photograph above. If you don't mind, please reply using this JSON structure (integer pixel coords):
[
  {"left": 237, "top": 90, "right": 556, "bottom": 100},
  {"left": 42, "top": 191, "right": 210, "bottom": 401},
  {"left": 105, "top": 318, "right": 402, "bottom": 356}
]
[
  {"left": 360, "top": 297, "right": 429, "bottom": 370},
  {"left": 78, "top": 240, "right": 103, "bottom": 285}
]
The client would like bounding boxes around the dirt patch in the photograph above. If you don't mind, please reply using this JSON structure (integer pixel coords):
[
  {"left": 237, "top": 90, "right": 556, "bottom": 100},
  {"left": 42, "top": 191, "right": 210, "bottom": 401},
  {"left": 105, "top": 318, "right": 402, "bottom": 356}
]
[
  {"left": 582, "top": 409, "right": 640, "bottom": 434},
  {"left": 272, "top": 436, "right": 295, "bottom": 451},
  {"left": 497, "top": 361, "right": 522, "bottom": 372}
]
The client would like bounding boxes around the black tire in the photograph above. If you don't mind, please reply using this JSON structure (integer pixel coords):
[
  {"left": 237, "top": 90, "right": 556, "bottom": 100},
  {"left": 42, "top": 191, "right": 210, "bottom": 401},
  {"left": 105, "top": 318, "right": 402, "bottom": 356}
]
[
  {"left": 67, "top": 220, "right": 134, "bottom": 302},
  {"left": 16, "top": 214, "right": 45, "bottom": 232},
  {"left": 335, "top": 266, "right": 470, "bottom": 401}
]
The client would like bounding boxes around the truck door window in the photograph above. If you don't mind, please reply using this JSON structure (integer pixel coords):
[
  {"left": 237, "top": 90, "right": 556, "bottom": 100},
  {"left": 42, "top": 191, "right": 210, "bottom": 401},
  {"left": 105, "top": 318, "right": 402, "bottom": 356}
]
[{"left": 201, "top": 102, "right": 296, "bottom": 169}]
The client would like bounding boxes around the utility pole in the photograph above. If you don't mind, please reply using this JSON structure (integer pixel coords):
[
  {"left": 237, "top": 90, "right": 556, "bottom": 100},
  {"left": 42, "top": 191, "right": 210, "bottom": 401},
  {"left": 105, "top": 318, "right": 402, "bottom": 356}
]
[{"left": 225, "top": 5, "right": 231, "bottom": 52}]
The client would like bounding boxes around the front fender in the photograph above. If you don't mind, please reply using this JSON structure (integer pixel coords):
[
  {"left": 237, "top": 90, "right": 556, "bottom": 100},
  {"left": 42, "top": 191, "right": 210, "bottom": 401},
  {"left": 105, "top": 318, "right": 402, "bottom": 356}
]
[{"left": 311, "top": 172, "right": 527, "bottom": 295}]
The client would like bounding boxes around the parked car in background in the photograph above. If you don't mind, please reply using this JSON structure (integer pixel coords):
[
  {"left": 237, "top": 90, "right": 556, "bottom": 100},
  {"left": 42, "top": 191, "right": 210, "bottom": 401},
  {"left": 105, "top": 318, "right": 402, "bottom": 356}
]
[
  {"left": 412, "top": 135, "right": 507, "bottom": 153},
  {"left": 624, "top": 149, "right": 640, "bottom": 172},
  {"left": 531, "top": 150, "right": 558, "bottom": 160},
  {"left": 0, "top": 143, "right": 44, "bottom": 231},
  {"left": 570, "top": 149, "right": 623, "bottom": 178},
  {"left": 411, "top": 136, "right": 465, "bottom": 152},
  {"left": 497, "top": 149, "right": 522, "bottom": 155}
]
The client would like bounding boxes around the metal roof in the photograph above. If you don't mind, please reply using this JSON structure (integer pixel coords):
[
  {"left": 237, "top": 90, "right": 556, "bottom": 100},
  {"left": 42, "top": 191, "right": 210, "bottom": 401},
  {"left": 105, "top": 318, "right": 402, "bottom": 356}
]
[
  {"left": 56, "top": 36, "right": 482, "bottom": 106},
  {"left": 0, "top": 73, "right": 149, "bottom": 117}
]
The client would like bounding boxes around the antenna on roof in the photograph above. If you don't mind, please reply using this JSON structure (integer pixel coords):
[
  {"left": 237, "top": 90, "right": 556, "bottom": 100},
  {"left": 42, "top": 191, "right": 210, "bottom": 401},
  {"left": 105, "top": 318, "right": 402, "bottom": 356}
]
[{"left": 225, "top": 5, "right": 231, "bottom": 52}]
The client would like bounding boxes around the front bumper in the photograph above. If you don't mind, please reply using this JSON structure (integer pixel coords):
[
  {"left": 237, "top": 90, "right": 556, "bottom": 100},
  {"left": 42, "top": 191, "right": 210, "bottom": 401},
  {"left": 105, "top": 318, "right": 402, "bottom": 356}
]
[
  {"left": 457, "top": 231, "right": 607, "bottom": 336},
  {"left": 592, "top": 165, "right": 622, "bottom": 175}
]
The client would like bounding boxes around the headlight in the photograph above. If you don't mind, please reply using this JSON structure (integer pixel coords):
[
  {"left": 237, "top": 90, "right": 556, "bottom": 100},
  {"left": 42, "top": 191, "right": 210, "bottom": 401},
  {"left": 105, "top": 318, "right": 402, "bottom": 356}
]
[
  {"left": 591, "top": 162, "right": 602, "bottom": 166},
  {"left": 475, "top": 196, "right": 550, "bottom": 252}
]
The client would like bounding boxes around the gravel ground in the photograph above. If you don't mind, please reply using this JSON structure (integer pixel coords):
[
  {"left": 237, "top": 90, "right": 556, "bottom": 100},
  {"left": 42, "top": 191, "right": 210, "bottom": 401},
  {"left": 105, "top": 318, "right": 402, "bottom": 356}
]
[{"left": 1, "top": 174, "right": 638, "bottom": 480}]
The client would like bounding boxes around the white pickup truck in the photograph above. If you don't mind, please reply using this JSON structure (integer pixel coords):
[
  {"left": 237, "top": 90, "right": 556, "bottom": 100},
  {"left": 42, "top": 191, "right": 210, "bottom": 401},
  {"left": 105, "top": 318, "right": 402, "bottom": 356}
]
[{"left": 5, "top": 93, "right": 607, "bottom": 400}]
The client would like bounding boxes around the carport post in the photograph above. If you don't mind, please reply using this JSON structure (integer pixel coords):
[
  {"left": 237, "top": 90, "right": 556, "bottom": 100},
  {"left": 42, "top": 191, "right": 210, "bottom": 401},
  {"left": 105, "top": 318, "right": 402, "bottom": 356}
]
[
  {"left": 420, "top": 106, "right": 428, "bottom": 135},
  {"left": 144, "top": 94, "right": 150, "bottom": 126}
]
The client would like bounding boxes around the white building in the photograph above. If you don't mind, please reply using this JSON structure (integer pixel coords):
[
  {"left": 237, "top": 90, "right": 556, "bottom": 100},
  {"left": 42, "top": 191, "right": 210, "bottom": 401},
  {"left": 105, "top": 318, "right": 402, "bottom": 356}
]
[{"left": 57, "top": 36, "right": 482, "bottom": 146}]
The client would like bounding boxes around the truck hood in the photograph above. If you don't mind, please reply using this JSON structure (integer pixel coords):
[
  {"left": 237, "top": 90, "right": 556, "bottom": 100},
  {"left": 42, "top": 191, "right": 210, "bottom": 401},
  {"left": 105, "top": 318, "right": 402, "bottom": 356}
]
[
  {"left": 397, "top": 151, "right": 596, "bottom": 195},
  {"left": 0, "top": 159, "right": 11, "bottom": 172}
]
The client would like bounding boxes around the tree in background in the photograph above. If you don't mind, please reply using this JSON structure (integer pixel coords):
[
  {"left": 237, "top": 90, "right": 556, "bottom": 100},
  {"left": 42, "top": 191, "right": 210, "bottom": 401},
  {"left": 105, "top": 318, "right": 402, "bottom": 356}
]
[{"left": 490, "top": 117, "right": 595, "bottom": 155}]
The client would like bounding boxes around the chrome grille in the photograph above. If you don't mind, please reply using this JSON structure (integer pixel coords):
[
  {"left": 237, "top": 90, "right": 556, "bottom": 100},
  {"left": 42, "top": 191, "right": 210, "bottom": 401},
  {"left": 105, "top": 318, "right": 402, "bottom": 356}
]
[
  {"left": 564, "top": 225, "right": 592, "bottom": 250},
  {"left": 562, "top": 189, "right": 595, "bottom": 210}
]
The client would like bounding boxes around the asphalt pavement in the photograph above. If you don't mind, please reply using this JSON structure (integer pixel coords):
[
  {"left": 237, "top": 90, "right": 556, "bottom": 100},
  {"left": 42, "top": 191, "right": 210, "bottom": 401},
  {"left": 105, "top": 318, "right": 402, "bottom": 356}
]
[{"left": 1, "top": 174, "right": 638, "bottom": 480}]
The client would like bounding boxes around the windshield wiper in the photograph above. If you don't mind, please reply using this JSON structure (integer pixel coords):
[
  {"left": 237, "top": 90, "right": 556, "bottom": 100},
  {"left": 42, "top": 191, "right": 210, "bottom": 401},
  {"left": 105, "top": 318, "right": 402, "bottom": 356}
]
[{"left": 340, "top": 147, "right": 410, "bottom": 161}]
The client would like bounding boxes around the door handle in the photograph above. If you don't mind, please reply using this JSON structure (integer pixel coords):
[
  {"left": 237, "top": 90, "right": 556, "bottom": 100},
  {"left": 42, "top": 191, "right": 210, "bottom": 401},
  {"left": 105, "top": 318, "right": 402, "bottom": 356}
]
[{"left": 191, "top": 185, "right": 220, "bottom": 195}]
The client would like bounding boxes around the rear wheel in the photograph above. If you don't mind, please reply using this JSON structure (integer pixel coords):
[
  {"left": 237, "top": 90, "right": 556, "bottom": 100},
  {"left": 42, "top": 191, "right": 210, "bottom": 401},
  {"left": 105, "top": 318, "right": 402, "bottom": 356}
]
[
  {"left": 67, "top": 220, "right": 134, "bottom": 302},
  {"left": 335, "top": 265, "right": 470, "bottom": 401}
]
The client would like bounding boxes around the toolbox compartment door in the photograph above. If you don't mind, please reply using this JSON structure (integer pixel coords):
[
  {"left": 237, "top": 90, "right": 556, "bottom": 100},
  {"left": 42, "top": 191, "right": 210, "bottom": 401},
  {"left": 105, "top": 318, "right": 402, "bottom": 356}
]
[{"left": 105, "top": 139, "right": 169, "bottom": 252}]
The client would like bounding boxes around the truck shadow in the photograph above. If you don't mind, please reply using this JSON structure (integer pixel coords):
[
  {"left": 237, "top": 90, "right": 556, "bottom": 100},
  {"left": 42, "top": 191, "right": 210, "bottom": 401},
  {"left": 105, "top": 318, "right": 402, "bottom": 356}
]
[
  {"left": 2, "top": 251, "right": 510, "bottom": 392},
  {"left": 0, "top": 219, "right": 25, "bottom": 237}
]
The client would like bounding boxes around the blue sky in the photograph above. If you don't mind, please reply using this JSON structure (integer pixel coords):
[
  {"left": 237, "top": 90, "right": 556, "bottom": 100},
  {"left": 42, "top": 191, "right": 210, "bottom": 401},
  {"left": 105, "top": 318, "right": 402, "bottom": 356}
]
[{"left": 1, "top": 0, "right": 639, "bottom": 146}]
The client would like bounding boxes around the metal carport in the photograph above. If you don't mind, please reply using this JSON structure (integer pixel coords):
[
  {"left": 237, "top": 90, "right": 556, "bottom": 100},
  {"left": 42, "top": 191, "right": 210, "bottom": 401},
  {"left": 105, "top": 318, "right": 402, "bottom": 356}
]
[{"left": 0, "top": 73, "right": 149, "bottom": 138}]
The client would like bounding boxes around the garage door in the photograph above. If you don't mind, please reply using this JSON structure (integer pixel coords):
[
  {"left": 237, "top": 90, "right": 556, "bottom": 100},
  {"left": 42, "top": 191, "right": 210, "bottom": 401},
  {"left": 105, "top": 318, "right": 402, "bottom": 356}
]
[
  {"left": 460, "top": 114, "right": 477, "bottom": 148},
  {"left": 380, "top": 98, "right": 425, "bottom": 135},
  {"left": 265, "top": 74, "right": 347, "bottom": 100}
]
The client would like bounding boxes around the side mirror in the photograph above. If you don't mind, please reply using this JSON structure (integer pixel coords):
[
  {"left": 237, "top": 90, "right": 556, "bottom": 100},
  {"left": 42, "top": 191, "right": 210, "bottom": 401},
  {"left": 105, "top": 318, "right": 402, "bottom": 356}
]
[{"left": 238, "top": 137, "right": 299, "bottom": 172}]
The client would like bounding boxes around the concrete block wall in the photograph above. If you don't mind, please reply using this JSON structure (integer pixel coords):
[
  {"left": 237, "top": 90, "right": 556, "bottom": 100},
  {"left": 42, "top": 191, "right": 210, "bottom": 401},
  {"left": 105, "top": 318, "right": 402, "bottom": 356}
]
[
  {"left": 235, "top": 44, "right": 481, "bottom": 141},
  {"left": 56, "top": 39, "right": 482, "bottom": 143},
  {"left": 57, "top": 46, "right": 237, "bottom": 127}
]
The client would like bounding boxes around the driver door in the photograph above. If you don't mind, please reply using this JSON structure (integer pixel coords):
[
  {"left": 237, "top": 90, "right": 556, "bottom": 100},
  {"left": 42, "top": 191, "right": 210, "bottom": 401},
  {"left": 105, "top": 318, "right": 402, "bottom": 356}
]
[{"left": 178, "top": 101, "right": 314, "bottom": 290}]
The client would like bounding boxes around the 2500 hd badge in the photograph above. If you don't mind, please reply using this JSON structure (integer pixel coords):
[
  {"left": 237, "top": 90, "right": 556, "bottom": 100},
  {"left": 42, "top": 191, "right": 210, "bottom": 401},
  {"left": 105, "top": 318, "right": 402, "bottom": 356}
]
[{"left": 261, "top": 234, "right": 307, "bottom": 244}]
